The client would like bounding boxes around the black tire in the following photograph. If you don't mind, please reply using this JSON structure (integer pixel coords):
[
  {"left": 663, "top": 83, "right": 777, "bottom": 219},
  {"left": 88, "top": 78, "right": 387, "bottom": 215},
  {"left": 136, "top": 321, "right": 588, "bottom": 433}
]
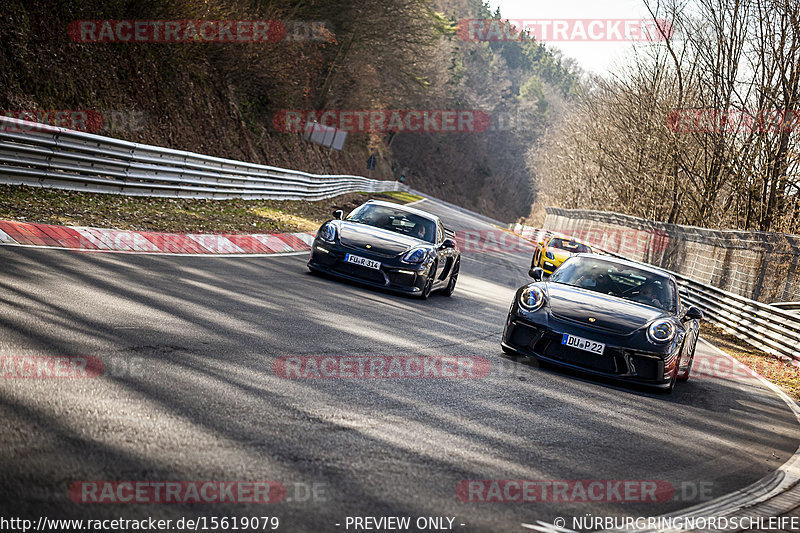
[
  {"left": 442, "top": 260, "right": 459, "bottom": 297},
  {"left": 661, "top": 360, "right": 682, "bottom": 393},
  {"left": 420, "top": 276, "right": 433, "bottom": 299},
  {"left": 419, "top": 263, "right": 435, "bottom": 300},
  {"left": 677, "top": 338, "right": 697, "bottom": 382}
]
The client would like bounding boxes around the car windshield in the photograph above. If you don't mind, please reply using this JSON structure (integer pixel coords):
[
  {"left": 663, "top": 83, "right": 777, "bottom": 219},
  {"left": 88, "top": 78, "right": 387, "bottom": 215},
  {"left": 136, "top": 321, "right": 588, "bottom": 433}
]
[
  {"left": 550, "top": 238, "right": 591, "bottom": 254},
  {"left": 347, "top": 204, "right": 437, "bottom": 243},
  {"left": 549, "top": 256, "right": 677, "bottom": 312}
]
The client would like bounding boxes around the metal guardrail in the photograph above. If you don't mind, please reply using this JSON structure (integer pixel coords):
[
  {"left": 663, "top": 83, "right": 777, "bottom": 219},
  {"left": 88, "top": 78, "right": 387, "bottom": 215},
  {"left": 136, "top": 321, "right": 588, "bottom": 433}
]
[
  {"left": 509, "top": 223, "right": 800, "bottom": 364},
  {"left": 773, "top": 302, "right": 800, "bottom": 312},
  {"left": 674, "top": 274, "right": 800, "bottom": 363},
  {"left": 0, "top": 115, "right": 406, "bottom": 200}
]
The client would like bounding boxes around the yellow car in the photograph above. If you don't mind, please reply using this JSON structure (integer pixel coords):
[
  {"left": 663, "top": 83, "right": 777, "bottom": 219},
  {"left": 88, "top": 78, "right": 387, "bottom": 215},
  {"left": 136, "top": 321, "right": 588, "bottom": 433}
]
[{"left": 530, "top": 236, "right": 593, "bottom": 275}]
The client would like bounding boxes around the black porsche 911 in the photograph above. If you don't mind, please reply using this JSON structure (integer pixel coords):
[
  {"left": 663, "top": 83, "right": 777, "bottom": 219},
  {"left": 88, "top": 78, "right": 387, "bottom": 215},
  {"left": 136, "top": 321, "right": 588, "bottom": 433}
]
[
  {"left": 308, "top": 200, "right": 460, "bottom": 299},
  {"left": 502, "top": 254, "right": 703, "bottom": 391}
]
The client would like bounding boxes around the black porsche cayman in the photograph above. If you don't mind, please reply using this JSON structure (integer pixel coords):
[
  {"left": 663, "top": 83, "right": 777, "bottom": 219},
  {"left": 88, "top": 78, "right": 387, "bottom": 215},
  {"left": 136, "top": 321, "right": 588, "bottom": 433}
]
[
  {"left": 308, "top": 200, "right": 460, "bottom": 299},
  {"left": 502, "top": 254, "right": 703, "bottom": 391}
]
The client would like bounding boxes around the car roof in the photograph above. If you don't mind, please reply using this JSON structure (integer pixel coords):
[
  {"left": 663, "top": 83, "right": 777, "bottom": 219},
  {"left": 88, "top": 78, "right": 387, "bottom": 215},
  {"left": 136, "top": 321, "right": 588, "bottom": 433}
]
[
  {"left": 572, "top": 253, "right": 676, "bottom": 281},
  {"left": 363, "top": 199, "right": 439, "bottom": 222}
]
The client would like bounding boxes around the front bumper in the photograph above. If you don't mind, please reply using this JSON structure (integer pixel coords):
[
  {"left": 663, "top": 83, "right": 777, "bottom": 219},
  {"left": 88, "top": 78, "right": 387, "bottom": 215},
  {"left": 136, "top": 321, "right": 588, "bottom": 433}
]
[
  {"left": 501, "top": 312, "right": 678, "bottom": 389},
  {"left": 308, "top": 241, "right": 429, "bottom": 295}
]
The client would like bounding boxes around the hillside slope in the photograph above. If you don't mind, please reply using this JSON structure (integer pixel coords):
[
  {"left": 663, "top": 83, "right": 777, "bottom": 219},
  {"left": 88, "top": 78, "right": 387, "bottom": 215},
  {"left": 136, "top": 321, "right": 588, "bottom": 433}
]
[{"left": 0, "top": 0, "right": 578, "bottom": 222}]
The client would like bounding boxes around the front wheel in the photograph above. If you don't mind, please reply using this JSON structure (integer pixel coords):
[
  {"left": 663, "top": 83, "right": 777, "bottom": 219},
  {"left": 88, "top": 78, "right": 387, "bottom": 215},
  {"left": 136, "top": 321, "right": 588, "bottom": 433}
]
[
  {"left": 442, "top": 260, "right": 459, "bottom": 297},
  {"left": 419, "top": 263, "right": 435, "bottom": 300},
  {"left": 659, "top": 367, "right": 678, "bottom": 394},
  {"left": 677, "top": 339, "right": 697, "bottom": 381},
  {"left": 420, "top": 276, "right": 433, "bottom": 299}
]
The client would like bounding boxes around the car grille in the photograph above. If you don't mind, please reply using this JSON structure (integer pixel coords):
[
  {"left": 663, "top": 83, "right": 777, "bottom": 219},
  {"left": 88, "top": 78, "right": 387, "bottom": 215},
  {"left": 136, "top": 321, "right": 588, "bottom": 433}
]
[
  {"left": 540, "top": 334, "right": 618, "bottom": 373},
  {"left": 626, "top": 353, "right": 661, "bottom": 380},
  {"left": 509, "top": 322, "right": 541, "bottom": 348},
  {"left": 333, "top": 262, "right": 387, "bottom": 285},
  {"left": 386, "top": 270, "right": 417, "bottom": 286}
]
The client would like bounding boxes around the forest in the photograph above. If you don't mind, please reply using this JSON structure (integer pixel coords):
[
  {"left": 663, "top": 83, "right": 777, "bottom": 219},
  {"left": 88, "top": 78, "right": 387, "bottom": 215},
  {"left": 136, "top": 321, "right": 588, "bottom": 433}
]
[
  {"left": 0, "top": 0, "right": 578, "bottom": 222},
  {"left": 3, "top": 0, "right": 796, "bottom": 233},
  {"left": 537, "top": 0, "right": 800, "bottom": 233}
]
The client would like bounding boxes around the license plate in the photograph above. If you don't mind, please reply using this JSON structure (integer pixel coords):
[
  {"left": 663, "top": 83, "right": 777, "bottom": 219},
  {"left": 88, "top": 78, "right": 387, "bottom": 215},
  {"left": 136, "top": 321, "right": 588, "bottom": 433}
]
[
  {"left": 561, "top": 333, "right": 605, "bottom": 355},
  {"left": 345, "top": 254, "right": 381, "bottom": 270}
]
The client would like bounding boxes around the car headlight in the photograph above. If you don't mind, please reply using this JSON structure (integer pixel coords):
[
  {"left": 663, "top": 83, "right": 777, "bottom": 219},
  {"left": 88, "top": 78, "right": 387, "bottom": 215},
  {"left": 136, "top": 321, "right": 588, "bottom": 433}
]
[
  {"left": 402, "top": 247, "right": 427, "bottom": 264},
  {"left": 647, "top": 319, "right": 677, "bottom": 343},
  {"left": 519, "top": 285, "right": 545, "bottom": 311},
  {"left": 318, "top": 222, "right": 336, "bottom": 243},
  {"left": 545, "top": 250, "right": 555, "bottom": 260}
]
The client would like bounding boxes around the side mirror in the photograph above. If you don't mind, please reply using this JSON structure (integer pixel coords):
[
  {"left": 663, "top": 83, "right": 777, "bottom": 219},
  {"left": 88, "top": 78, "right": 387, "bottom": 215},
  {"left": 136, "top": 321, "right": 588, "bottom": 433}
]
[
  {"left": 333, "top": 209, "right": 344, "bottom": 220},
  {"left": 442, "top": 238, "right": 456, "bottom": 249},
  {"left": 528, "top": 267, "right": 544, "bottom": 281},
  {"left": 683, "top": 306, "right": 704, "bottom": 321}
]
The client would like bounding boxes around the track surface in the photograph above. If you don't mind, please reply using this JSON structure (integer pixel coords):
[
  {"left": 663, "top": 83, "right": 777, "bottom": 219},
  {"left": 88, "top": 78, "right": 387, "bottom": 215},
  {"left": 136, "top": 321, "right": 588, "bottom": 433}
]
[{"left": 0, "top": 199, "right": 798, "bottom": 532}]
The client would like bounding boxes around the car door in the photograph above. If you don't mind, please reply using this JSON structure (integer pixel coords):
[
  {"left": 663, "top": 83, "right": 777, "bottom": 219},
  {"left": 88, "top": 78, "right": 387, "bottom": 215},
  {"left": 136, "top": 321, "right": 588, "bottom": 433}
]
[
  {"left": 676, "top": 282, "right": 699, "bottom": 346},
  {"left": 435, "top": 221, "right": 456, "bottom": 280}
]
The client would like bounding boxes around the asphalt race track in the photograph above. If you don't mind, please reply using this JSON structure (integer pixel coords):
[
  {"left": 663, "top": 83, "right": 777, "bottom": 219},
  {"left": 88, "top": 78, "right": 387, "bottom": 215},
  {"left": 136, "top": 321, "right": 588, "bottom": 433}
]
[{"left": 0, "top": 199, "right": 798, "bottom": 532}]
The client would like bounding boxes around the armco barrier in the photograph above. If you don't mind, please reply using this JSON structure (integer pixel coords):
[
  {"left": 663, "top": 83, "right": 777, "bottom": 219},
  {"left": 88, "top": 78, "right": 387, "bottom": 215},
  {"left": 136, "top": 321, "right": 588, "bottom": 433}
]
[
  {"left": 541, "top": 207, "right": 800, "bottom": 303},
  {"left": 0, "top": 115, "right": 405, "bottom": 200},
  {"left": 509, "top": 223, "right": 800, "bottom": 364}
]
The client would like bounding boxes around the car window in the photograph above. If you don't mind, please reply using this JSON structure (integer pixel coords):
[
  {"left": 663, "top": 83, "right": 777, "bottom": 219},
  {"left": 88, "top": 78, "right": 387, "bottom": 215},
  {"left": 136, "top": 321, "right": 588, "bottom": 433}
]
[
  {"left": 550, "top": 257, "right": 677, "bottom": 312},
  {"left": 346, "top": 204, "right": 436, "bottom": 243},
  {"left": 549, "top": 238, "right": 591, "bottom": 253}
]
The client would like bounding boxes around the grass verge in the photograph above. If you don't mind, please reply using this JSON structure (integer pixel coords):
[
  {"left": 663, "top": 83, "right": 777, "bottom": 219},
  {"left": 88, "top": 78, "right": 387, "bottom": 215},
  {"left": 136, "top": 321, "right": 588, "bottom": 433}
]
[
  {"left": 0, "top": 185, "right": 423, "bottom": 234},
  {"left": 700, "top": 322, "right": 800, "bottom": 401}
]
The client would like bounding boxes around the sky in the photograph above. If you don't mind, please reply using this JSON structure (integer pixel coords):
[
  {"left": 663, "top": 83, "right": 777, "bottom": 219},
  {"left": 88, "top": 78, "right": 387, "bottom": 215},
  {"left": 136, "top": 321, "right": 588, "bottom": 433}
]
[{"left": 487, "top": 0, "right": 662, "bottom": 75}]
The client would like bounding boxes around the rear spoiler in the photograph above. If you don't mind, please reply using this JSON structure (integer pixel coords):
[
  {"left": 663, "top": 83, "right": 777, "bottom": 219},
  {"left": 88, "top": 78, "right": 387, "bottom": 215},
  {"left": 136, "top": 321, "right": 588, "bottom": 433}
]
[{"left": 444, "top": 227, "right": 455, "bottom": 238}]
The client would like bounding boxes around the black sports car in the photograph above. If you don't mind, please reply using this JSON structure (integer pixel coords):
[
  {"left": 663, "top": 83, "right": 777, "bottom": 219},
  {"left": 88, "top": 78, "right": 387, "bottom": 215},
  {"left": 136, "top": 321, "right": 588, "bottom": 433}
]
[
  {"left": 308, "top": 200, "right": 460, "bottom": 299},
  {"left": 502, "top": 254, "right": 703, "bottom": 391}
]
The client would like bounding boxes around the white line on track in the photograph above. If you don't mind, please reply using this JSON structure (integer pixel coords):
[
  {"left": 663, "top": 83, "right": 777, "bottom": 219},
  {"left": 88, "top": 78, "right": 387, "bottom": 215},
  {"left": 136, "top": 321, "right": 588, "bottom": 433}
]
[
  {"left": 520, "top": 339, "right": 800, "bottom": 533},
  {"left": 0, "top": 242, "right": 310, "bottom": 258}
]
